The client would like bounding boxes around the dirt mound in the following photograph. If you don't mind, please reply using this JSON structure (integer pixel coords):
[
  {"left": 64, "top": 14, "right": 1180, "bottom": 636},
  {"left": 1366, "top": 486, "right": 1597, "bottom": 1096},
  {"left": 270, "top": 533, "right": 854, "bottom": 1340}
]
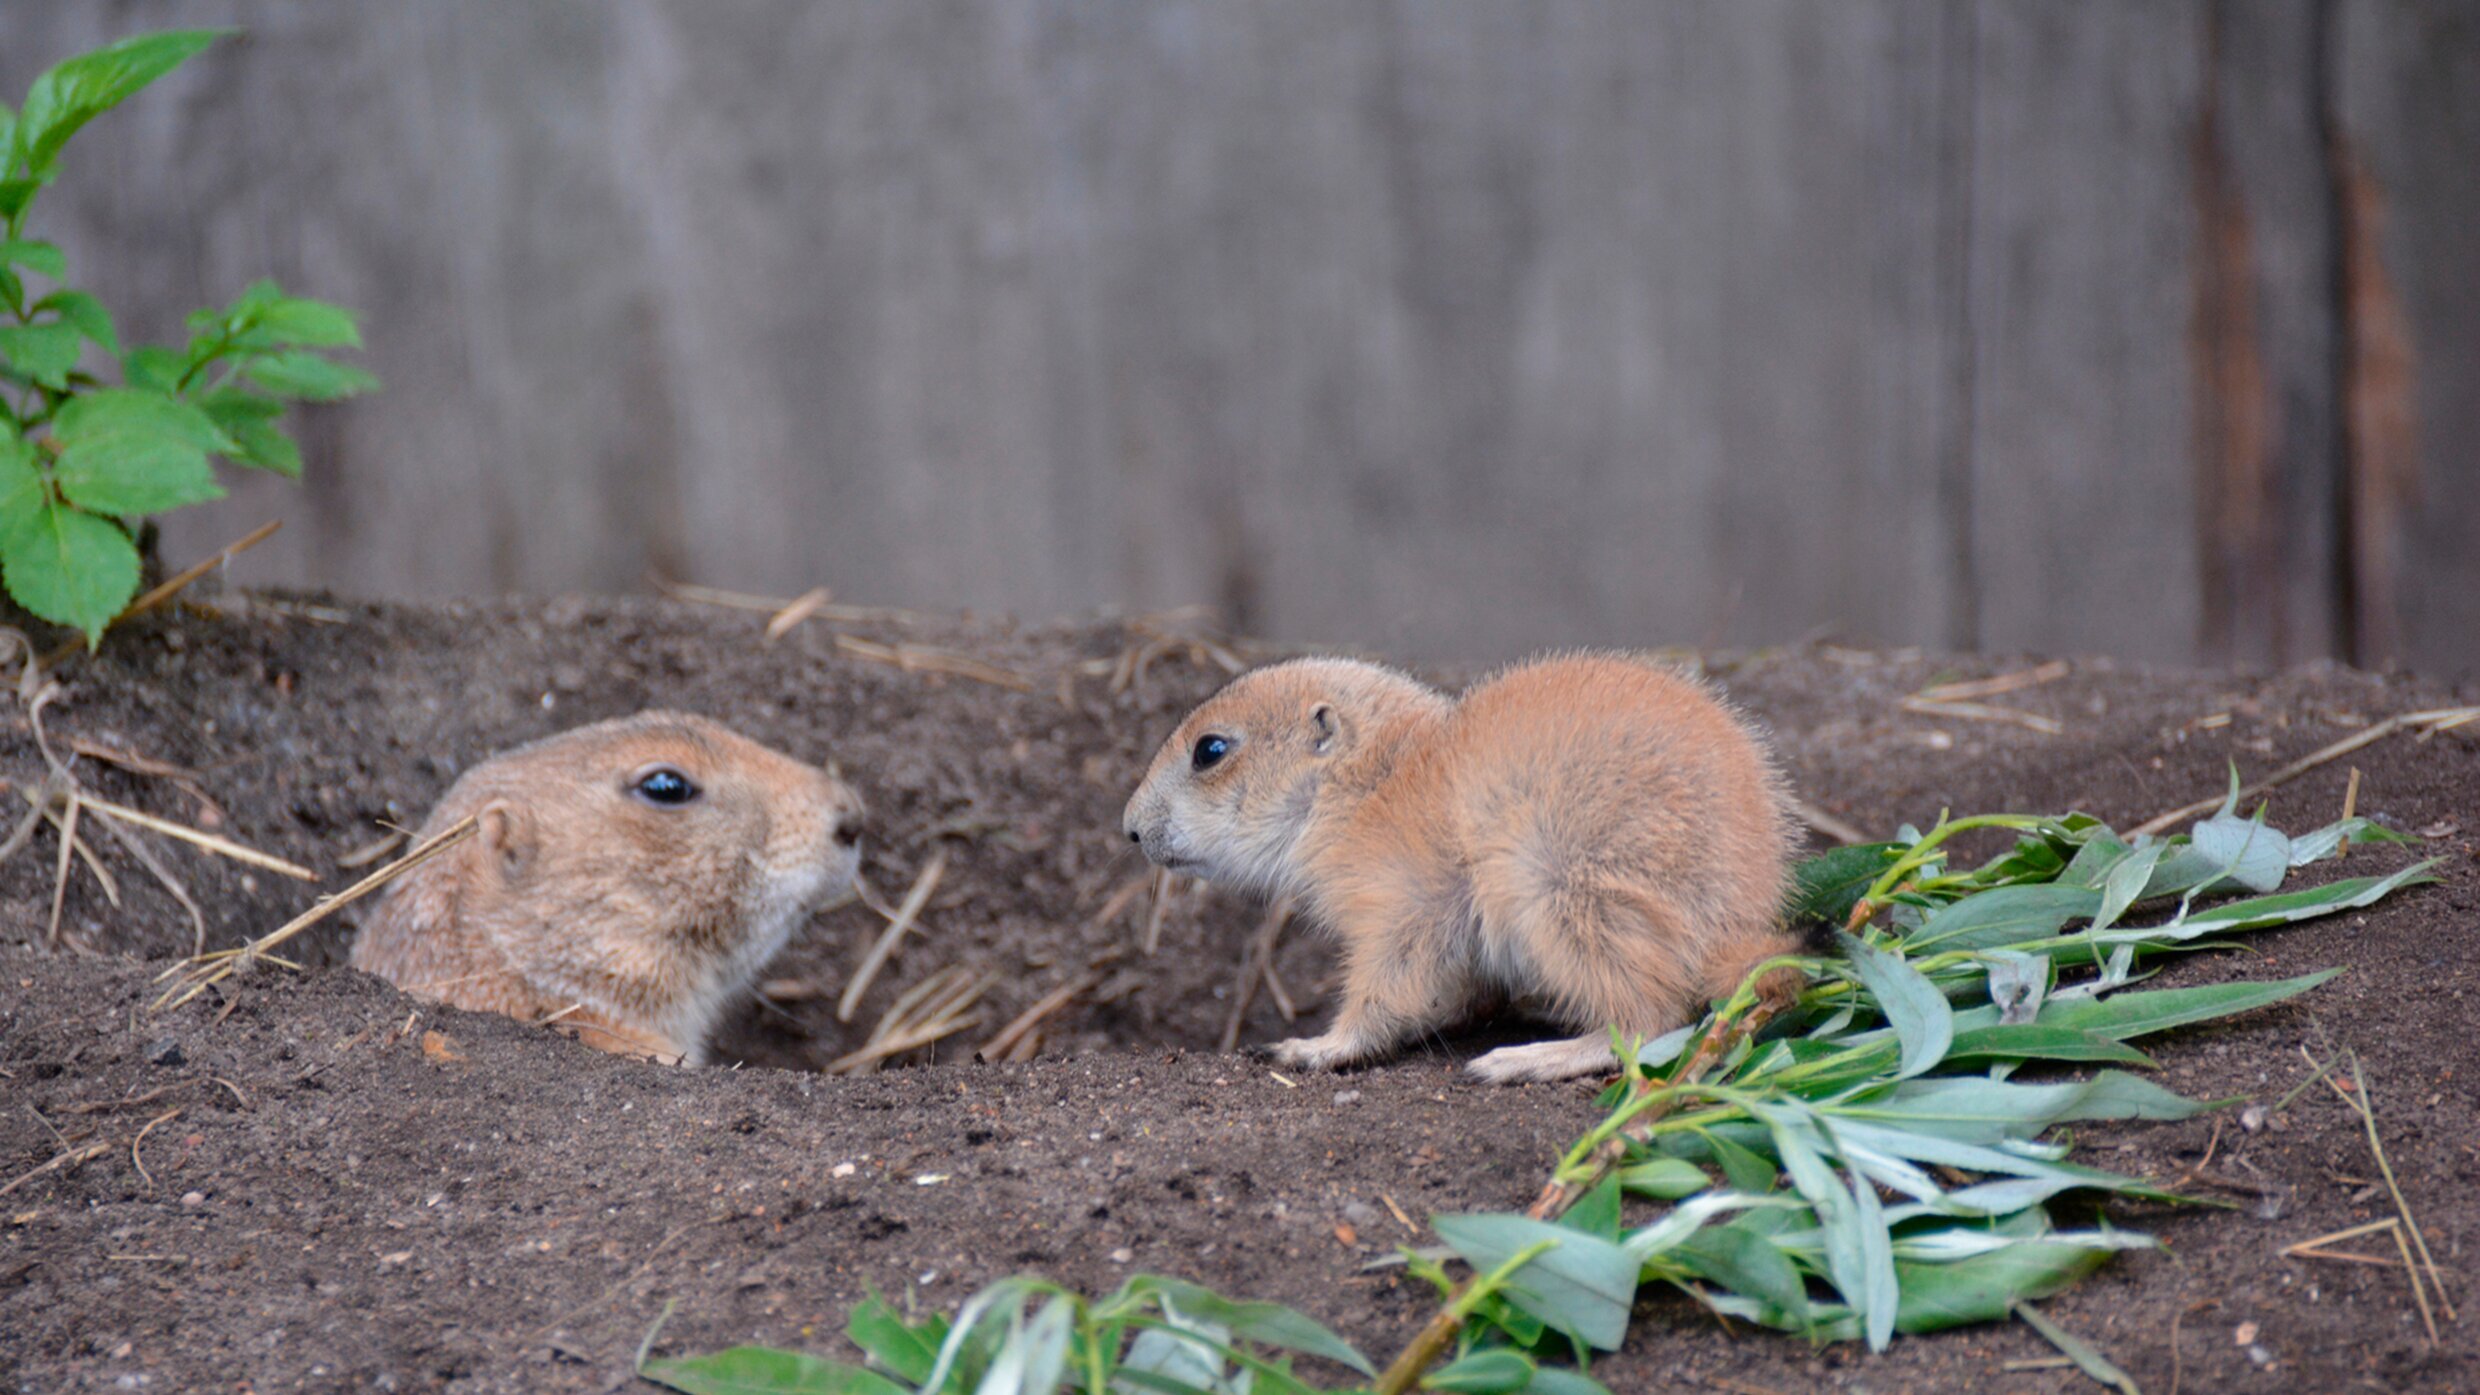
[{"left": 1, "top": 594, "right": 2474, "bottom": 1392}]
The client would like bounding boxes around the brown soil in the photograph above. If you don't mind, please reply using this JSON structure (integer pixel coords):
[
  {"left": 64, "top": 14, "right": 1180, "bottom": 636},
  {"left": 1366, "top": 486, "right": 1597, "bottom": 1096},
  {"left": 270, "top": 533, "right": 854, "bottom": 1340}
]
[{"left": 0, "top": 594, "right": 2475, "bottom": 1394}]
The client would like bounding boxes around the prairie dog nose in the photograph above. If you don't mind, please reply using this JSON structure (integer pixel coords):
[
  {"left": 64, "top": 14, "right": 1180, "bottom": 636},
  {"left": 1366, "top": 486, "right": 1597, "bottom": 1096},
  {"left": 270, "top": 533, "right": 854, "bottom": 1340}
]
[
  {"left": 1126, "top": 826, "right": 1142, "bottom": 845},
  {"left": 821, "top": 778, "right": 867, "bottom": 849}
]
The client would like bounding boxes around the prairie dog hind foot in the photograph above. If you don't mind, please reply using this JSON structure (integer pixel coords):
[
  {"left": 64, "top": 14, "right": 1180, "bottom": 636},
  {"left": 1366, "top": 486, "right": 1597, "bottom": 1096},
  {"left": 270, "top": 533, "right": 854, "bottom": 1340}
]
[{"left": 1465, "top": 1035, "right": 1623, "bottom": 1085}]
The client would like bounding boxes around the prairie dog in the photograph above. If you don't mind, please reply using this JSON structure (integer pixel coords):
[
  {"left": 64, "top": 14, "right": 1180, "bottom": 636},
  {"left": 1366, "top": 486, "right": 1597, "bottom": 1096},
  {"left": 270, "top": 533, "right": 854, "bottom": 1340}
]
[
  {"left": 351, "top": 711, "right": 864, "bottom": 1065},
  {"left": 1122, "top": 654, "right": 1799, "bottom": 1083}
]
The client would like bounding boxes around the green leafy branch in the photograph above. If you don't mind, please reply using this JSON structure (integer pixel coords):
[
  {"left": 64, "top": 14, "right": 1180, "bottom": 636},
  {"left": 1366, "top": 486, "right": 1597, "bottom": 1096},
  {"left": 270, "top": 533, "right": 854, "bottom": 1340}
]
[
  {"left": 633, "top": 786, "right": 2434, "bottom": 1394},
  {"left": 0, "top": 29, "right": 376, "bottom": 645}
]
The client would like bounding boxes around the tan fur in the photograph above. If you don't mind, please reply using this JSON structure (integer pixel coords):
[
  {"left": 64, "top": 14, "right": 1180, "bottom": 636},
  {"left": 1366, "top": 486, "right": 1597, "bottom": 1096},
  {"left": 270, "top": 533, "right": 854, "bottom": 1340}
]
[
  {"left": 1123, "top": 654, "right": 1800, "bottom": 1083},
  {"left": 350, "top": 711, "right": 863, "bottom": 1065}
]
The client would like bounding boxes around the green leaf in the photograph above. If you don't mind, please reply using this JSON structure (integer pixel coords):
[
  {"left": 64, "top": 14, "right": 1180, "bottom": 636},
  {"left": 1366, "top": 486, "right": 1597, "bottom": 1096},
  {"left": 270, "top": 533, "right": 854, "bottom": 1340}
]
[
  {"left": 1702, "top": 1129, "right": 1780, "bottom": 1195},
  {"left": 1116, "top": 1316, "right": 1321, "bottom": 1395},
  {"left": 1836, "top": 932, "right": 1952, "bottom": 1079},
  {"left": 844, "top": 1292, "right": 939, "bottom": 1386},
  {"left": 1426, "top": 1349, "right": 1536, "bottom": 1394},
  {"left": 2056, "top": 832, "right": 2133, "bottom": 889},
  {"left": 0, "top": 180, "right": 40, "bottom": 226},
  {"left": 243, "top": 350, "right": 379, "bottom": 400},
  {"left": 918, "top": 1277, "right": 1049, "bottom": 1395},
  {"left": 12, "top": 30, "right": 229, "bottom": 178},
  {"left": 2288, "top": 816, "right": 2412, "bottom": 864},
  {"left": 49, "top": 388, "right": 232, "bottom": 514},
  {"left": 1469, "top": 1291, "right": 1546, "bottom": 1350},
  {"left": 636, "top": 1346, "right": 910, "bottom": 1395},
  {"left": 1124, "top": 1276, "right": 1374, "bottom": 1375},
  {"left": 1847, "top": 1152, "right": 1899, "bottom": 1350},
  {"left": 1942, "top": 1024, "right": 2156, "bottom": 1068},
  {"left": 0, "top": 321, "right": 85, "bottom": 388},
  {"left": 2189, "top": 812, "right": 2289, "bottom": 894},
  {"left": 1670, "top": 1223, "right": 1810, "bottom": 1328},
  {"left": 2169, "top": 865, "right": 2440, "bottom": 936},
  {"left": 977, "top": 1295, "right": 1073, "bottom": 1395},
  {"left": 121, "top": 345, "right": 186, "bottom": 392},
  {"left": 1886, "top": 1243, "right": 2117, "bottom": 1334},
  {"left": 1623, "top": 1189, "right": 1806, "bottom": 1262},
  {"left": 2088, "top": 842, "right": 2167, "bottom": 934},
  {"left": 250, "top": 295, "right": 361, "bottom": 348},
  {"left": 1432, "top": 1214, "right": 1638, "bottom": 1353},
  {"left": 0, "top": 240, "right": 65, "bottom": 279},
  {"left": 196, "top": 388, "right": 302, "bottom": 477},
  {"left": 0, "top": 497, "right": 140, "bottom": 642},
  {"left": 34, "top": 289, "right": 119, "bottom": 355},
  {"left": 1817, "top": 1117, "right": 2185, "bottom": 1205},
  {"left": 1754, "top": 1105, "right": 1894, "bottom": 1349},
  {"left": 1906, "top": 886, "right": 2099, "bottom": 952},
  {"left": 0, "top": 436, "right": 45, "bottom": 544},
  {"left": 1558, "top": 1175, "right": 1623, "bottom": 1241},
  {"left": 1787, "top": 843, "right": 1902, "bottom": 925},
  {"left": 1834, "top": 1071, "right": 2215, "bottom": 1145},
  {"left": 1614, "top": 1156, "right": 1711, "bottom": 1201},
  {"left": 1514, "top": 1370, "right": 1613, "bottom": 1395},
  {"left": 2031, "top": 971, "right": 2339, "bottom": 1043},
  {"left": 1109, "top": 1372, "right": 1229, "bottom": 1395},
  {"left": 1113, "top": 1349, "right": 1228, "bottom": 1395}
]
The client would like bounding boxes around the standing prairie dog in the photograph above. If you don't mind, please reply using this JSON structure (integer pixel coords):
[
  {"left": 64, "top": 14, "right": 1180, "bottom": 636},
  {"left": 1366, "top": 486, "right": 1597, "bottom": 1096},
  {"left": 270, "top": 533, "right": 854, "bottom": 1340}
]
[
  {"left": 1122, "top": 654, "right": 1800, "bottom": 1083},
  {"left": 351, "top": 711, "right": 864, "bottom": 1065}
]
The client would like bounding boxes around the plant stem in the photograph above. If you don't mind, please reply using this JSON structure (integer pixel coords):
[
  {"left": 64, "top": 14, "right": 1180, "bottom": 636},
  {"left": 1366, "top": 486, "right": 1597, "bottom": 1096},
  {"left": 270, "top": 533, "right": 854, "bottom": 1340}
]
[
  {"left": 1370, "top": 960, "right": 1808, "bottom": 1395},
  {"left": 1852, "top": 815, "right": 2047, "bottom": 925},
  {"left": 1528, "top": 964, "right": 1805, "bottom": 1220},
  {"left": 1079, "top": 1299, "right": 1106, "bottom": 1395},
  {"left": 1371, "top": 1240, "right": 1559, "bottom": 1395}
]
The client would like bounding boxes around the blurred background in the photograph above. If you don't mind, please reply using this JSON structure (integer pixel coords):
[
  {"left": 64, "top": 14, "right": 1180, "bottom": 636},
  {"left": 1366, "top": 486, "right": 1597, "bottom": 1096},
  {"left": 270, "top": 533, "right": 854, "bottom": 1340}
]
[{"left": 4, "top": 2, "right": 2474, "bottom": 674}]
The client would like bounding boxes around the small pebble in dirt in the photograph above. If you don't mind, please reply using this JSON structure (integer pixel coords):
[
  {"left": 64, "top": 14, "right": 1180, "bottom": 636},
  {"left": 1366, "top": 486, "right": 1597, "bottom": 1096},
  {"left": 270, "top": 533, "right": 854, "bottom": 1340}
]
[
  {"left": 1342, "top": 1200, "right": 1380, "bottom": 1228},
  {"left": 180, "top": 1191, "right": 204, "bottom": 1208},
  {"left": 1332, "top": 1089, "right": 1362, "bottom": 1105},
  {"left": 831, "top": 1162, "right": 856, "bottom": 1178},
  {"left": 1108, "top": 1248, "right": 1133, "bottom": 1265},
  {"left": 145, "top": 1038, "right": 184, "bottom": 1067},
  {"left": 2239, "top": 1104, "right": 2268, "bottom": 1132}
]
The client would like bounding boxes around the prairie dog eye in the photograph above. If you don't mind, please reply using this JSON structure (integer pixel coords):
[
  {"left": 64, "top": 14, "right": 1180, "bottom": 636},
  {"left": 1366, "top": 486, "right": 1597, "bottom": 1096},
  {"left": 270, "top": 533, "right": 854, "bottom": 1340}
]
[
  {"left": 631, "top": 766, "right": 700, "bottom": 807},
  {"left": 1190, "top": 734, "right": 1233, "bottom": 772}
]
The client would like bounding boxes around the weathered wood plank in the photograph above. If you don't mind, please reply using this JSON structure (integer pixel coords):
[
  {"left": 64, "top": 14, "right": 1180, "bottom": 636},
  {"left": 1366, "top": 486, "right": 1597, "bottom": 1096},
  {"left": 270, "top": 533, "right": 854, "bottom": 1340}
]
[
  {"left": 1962, "top": 2, "right": 2206, "bottom": 665},
  {"left": 2191, "top": 0, "right": 2347, "bottom": 668},
  {"left": 1, "top": 2, "right": 2473, "bottom": 675},
  {"left": 2337, "top": 0, "right": 2480, "bottom": 672}
]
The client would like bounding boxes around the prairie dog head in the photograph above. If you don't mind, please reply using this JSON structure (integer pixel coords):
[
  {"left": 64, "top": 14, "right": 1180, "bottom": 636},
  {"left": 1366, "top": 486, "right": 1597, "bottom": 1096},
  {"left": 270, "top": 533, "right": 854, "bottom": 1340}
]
[
  {"left": 1122, "top": 658, "right": 1447, "bottom": 897},
  {"left": 351, "top": 711, "right": 864, "bottom": 1064}
]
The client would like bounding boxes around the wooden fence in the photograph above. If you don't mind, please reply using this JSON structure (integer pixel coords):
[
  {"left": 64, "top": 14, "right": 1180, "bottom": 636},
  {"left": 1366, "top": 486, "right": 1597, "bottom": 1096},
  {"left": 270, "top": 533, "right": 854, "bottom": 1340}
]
[{"left": 4, "top": 1, "right": 2474, "bottom": 672}]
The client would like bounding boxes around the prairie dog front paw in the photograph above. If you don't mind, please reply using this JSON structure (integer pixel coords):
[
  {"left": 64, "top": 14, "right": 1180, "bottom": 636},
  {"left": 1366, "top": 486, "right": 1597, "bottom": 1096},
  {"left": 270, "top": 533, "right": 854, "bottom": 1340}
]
[{"left": 1269, "top": 1033, "right": 1373, "bottom": 1072}]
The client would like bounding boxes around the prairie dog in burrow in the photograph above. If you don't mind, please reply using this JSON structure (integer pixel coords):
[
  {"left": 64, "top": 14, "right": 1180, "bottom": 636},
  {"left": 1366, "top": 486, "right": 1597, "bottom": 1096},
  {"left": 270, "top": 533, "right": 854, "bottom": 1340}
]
[
  {"left": 1121, "top": 653, "right": 1800, "bottom": 1083},
  {"left": 351, "top": 711, "right": 864, "bottom": 1065}
]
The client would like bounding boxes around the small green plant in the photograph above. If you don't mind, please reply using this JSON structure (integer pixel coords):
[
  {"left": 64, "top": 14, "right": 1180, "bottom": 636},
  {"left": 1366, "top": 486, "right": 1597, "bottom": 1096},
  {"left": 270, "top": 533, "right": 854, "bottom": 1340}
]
[
  {"left": 638, "top": 1278, "right": 1381, "bottom": 1395},
  {"left": 0, "top": 29, "right": 375, "bottom": 645},
  {"left": 633, "top": 783, "right": 2434, "bottom": 1394}
]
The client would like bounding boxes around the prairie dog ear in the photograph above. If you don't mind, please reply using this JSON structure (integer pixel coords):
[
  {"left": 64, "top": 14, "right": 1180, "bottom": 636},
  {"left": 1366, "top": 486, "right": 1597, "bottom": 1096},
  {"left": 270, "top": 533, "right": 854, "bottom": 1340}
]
[
  {"left": 476, "top": 798, "right": 534, "bottom": 881},
  {"left": 1308, "top": 701, "right": 1347, "bottom": 755}
]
